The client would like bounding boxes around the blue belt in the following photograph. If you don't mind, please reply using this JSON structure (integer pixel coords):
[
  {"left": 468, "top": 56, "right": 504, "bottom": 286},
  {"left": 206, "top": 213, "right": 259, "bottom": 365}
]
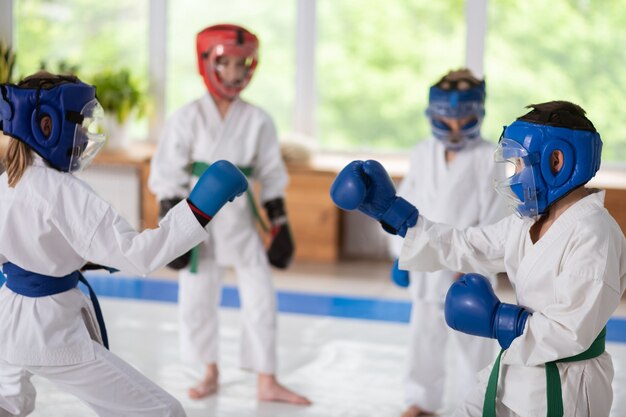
[{"left": 2, "top": 262, "right": 109, "bottom": 349}]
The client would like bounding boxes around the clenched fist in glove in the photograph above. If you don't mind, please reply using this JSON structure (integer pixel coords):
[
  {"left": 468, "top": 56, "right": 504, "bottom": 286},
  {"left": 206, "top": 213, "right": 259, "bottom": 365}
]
[
  {"left": 188, "top": 160, "right": 248, "bottom": 218},
  {"left": 159, "top": 160, "right": 248, "bottom": 271},
  {"left": 330, "top": 160, "right": 418, "bottom": 237},
  {"left": 445, "top": 273, "right": 530, "bottom": 349},
  {"left": 264, "top": 197, "right": 294, "bottom": 269}
]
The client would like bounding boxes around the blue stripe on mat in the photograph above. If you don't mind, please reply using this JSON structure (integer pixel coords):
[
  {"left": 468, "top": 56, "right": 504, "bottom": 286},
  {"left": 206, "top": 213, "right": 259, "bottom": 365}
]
[
  {"left": 607, "top": 319, "right": 626, "bottom": 343},
  {"left": 80, "top": 273, "right": 411, "bottom": 323},
  {"left": 2, "top": 273, "right": 625, "bottom": 343}
]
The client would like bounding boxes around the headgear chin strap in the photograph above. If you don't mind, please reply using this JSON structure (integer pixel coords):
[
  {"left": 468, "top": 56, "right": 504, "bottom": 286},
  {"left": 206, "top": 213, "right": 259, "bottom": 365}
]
[
  {"left": 425, "top": 80, "right": 486, "bottom": 150},
  {"left": 494, "top": 120, "right": 602, "bottom": 218},
  {"left": 196, "top": 24, "right": 259, "bottom": 100},
  {"left": 0, "top": 76, "right": 105, "bottom": 172}
]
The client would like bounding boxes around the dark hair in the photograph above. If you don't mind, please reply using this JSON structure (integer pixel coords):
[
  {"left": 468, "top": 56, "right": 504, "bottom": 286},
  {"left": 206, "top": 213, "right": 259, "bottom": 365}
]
[
  {"left": 17, "top": 70, "right": 78, "bottom": 89},
  {"left": 517, "top": 101, "right": 596, "bottom": 132},
  {"left": 434, "top": 68, "right": 483, "bottom": 91}
]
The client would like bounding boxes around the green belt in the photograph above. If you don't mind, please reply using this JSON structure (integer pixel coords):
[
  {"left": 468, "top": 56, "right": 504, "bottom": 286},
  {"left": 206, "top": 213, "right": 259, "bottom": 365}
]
[
  {"left": 189, "top": 162, "right": 269, "bottom": 273},
  {"left": 483, "top": 326, "right": 606, "bottom": 417}
]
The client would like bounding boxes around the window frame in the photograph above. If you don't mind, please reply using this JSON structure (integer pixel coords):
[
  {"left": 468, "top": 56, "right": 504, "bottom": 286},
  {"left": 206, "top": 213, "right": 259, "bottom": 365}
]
[{"left": 0, "top": 2, "right": 11, "bottom": 47}]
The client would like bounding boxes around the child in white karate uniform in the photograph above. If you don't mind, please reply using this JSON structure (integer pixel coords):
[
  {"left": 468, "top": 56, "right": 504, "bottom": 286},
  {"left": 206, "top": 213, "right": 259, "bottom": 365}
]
[
  {"left": 0, "top": 71, "right": 248, "bottom": 417},
  {"left": 149, "top": 24, "right": 309, "bottom": 405},
  {"left": 332, "top": 100, "right": 625, "bottom": 416},
  {"left": 389, "top": 69, "right": 506, "bottom": 416}
]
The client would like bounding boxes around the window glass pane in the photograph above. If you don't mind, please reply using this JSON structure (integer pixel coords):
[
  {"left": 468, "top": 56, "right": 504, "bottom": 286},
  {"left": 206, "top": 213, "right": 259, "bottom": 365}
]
[
  {"left": 14, "top": 0, "right": 149, "bottom": 140},
  {"left": 167, "top": 1, "right": 295, "bottom": 135},
  {"left": 485, "top": 0, "right": 626, "bottom": 163},
  {"left": 317, "top": 0, "right": 465, "bottom": 151}
]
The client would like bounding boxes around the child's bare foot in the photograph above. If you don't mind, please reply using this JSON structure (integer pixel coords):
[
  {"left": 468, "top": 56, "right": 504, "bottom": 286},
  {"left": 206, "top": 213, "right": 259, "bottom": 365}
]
[
  {"left": 257, "top": 374, "right": 311, "bottom": 405},
  {"left": 401, "top": 405, "right": 434, "bottom": 417},
  {"left": 188, "top": 363, "right": 219, "bottom": 400}
]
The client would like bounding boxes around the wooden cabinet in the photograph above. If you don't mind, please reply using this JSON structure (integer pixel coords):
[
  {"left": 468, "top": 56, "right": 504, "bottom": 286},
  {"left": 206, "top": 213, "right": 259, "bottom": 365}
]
[
  {"left": 85, "top": 142, "right": 341, "bottom": 262},
  {"left": 282, "top": 165, "right": 340, "bottom": 262},
  {"left": 146, "top": 161, "right": 341, "bottom": 263}
]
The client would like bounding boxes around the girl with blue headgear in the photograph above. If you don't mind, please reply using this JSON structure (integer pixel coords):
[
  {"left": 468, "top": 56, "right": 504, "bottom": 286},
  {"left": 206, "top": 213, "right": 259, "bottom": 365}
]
[
  {"left": 388, "top": 68, "right": 508, "bottom": 416},
  {"left": 332, "top": 100, "right": 625, "bottom": 417},
  {"left": 0, "top": 71, "right": 248, "bottom": 416}
]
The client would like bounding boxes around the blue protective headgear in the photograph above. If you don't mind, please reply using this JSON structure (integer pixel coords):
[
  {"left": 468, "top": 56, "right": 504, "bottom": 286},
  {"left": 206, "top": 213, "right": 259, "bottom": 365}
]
[
  {"left": 0, "top": 75, "right": 105, "bottom": 172},
  {"left": 425, "top": 79, "right": 485, "bottom": 151},
  {"left": 494, "top": 120, "right": 602, "bottom": 218}
]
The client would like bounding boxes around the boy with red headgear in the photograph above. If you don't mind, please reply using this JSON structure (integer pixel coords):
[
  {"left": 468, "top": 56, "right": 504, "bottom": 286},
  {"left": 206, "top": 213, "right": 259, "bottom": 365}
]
[{"left": 149, "top": 24, "right": 310, "bottom": 405}]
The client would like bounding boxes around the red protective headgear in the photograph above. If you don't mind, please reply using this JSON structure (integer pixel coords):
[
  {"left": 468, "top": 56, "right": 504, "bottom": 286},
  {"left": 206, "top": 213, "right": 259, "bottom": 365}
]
[{"left": 196, "top": 24, "right": 259, "bottom": 100}]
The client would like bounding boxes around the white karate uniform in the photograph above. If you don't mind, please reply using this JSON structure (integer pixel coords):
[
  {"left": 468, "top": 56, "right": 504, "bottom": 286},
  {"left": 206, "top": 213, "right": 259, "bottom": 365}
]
[
  {"left": 399, "top": 190, "right": 626, "bottom": 417},
  {"left": 0, "top": 157, "right": 209, "bottom": 417},
  {"left": 149, "top": 94, "right": 287, "bottom": 373},
  {"left": 389, "top": 138, "right": 508, "bottom": 412}
]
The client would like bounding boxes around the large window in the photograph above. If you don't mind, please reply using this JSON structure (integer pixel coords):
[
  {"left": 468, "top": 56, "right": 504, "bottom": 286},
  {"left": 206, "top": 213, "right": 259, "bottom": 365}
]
[
  {"left": 8, "top": 1, "right": 626, "bottom": 163},
  {"left": 316, "top": 0, "right": 466, "bottom": 150},
  {"left": 14, "top": 0, "right": 149, "bottom": 138},
  {"left": 484, "top": 0, "right": 626, "bottom": 163},
  {"left": 167, "top": 0, "right": 295, "bottom": 135},
  {"left": 14, "top": 1, "right": 148, "bottom": 78}
]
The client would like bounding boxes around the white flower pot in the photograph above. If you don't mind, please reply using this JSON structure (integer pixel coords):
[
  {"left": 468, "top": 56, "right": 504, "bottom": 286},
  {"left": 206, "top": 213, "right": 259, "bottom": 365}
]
[{"left": 103, "top": 116, "right": 129, "bottom": 149}]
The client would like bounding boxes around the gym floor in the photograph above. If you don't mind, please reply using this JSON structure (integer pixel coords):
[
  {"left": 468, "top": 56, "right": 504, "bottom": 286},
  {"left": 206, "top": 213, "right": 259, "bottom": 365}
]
[{"left": 21, "top": 261, "right": 626, "bottom": 417}]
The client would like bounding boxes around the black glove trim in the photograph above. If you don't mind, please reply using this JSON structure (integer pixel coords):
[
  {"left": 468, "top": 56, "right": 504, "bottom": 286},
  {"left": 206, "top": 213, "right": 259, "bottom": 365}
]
[
  {"left": 159, "top": 197, "right": 184, "bottom": 218},
  {"left": 263, "top": 197, "right": 287, "bottom": 222},
  {"left": 167, "top": 250, "right": 192, "bottom": 270}
]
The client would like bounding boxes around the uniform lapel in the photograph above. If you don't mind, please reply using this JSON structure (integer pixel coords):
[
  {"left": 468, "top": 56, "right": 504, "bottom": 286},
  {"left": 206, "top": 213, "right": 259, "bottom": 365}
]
[
  {"left": 220, "top": 97, "right": 240, "bottom": 131},
  {"left": 513, "top": 191, "right": 603, "bottom": 300},
  {"left": 199, "top": 95, "right": 231, "bottom": 160}
]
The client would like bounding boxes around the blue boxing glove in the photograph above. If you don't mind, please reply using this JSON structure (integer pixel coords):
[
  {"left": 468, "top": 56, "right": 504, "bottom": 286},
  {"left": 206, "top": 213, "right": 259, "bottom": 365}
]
[
  {"left": 390, "top": 258, "right": 409, "bottom": 287},
  {"left": 444, "top": 273, "right": 530, "bottom": 349},
  {"left": 188, "top": 160, "right": 248, "bottom": 218},
  {"left": 330, "top": 160, "right": 418, "bottom": 237}
]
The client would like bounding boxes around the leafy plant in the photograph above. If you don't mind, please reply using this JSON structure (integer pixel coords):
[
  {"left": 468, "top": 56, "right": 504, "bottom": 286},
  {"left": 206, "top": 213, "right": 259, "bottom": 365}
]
[
  {"left": 89, "top": 68, "right": 148, "bottom": 124},
  {"left": 0, "top": 42, "right": 16, "bottom": 84}
]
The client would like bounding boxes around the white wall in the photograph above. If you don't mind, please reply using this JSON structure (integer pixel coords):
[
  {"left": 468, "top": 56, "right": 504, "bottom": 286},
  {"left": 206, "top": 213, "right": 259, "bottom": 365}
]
[{"left": 76, "top": 166, "right": 142, "bottom": 230}]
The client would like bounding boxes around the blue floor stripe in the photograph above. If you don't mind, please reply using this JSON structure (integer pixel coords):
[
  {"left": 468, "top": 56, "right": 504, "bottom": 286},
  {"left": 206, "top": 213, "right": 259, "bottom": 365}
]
[
  {"left": 79, "top": 273, "right": 411, "bottom": 323},
  {"left": 2, "top": 273, "right": 625, "bottom": 343},
  {"left": 607, "top": 319, "right": 626, "bottom": 343}
]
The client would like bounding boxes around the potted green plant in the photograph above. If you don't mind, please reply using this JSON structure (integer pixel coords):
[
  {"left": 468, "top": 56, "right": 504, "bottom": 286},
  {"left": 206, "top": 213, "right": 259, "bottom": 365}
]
[
  {"left": 89, "top": 68, "right": 148, "bottom": 148},
  {"left": 0, "top": 41, "right": 15, "bottom": 84},
  {"left": 0, "top": 42, "right": 16, "bottom": 155}
]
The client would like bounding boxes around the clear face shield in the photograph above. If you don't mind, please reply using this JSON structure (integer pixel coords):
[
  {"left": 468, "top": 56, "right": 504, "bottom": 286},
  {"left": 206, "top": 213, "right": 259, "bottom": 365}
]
[
  {"left": 430, "top": 113, "right": 481, "bottom": 150},
  {"left": 426, "top": 87, "right": 484, "bottom": 150},
  {"left": 206, "top": 43, "right": 257, "bottom": 99},
  {"left": 69, "top": 99, "right": 106, "bottom": 172},
  {"left": 493, "top": 138, "right": 540, "bottom": 219}
]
